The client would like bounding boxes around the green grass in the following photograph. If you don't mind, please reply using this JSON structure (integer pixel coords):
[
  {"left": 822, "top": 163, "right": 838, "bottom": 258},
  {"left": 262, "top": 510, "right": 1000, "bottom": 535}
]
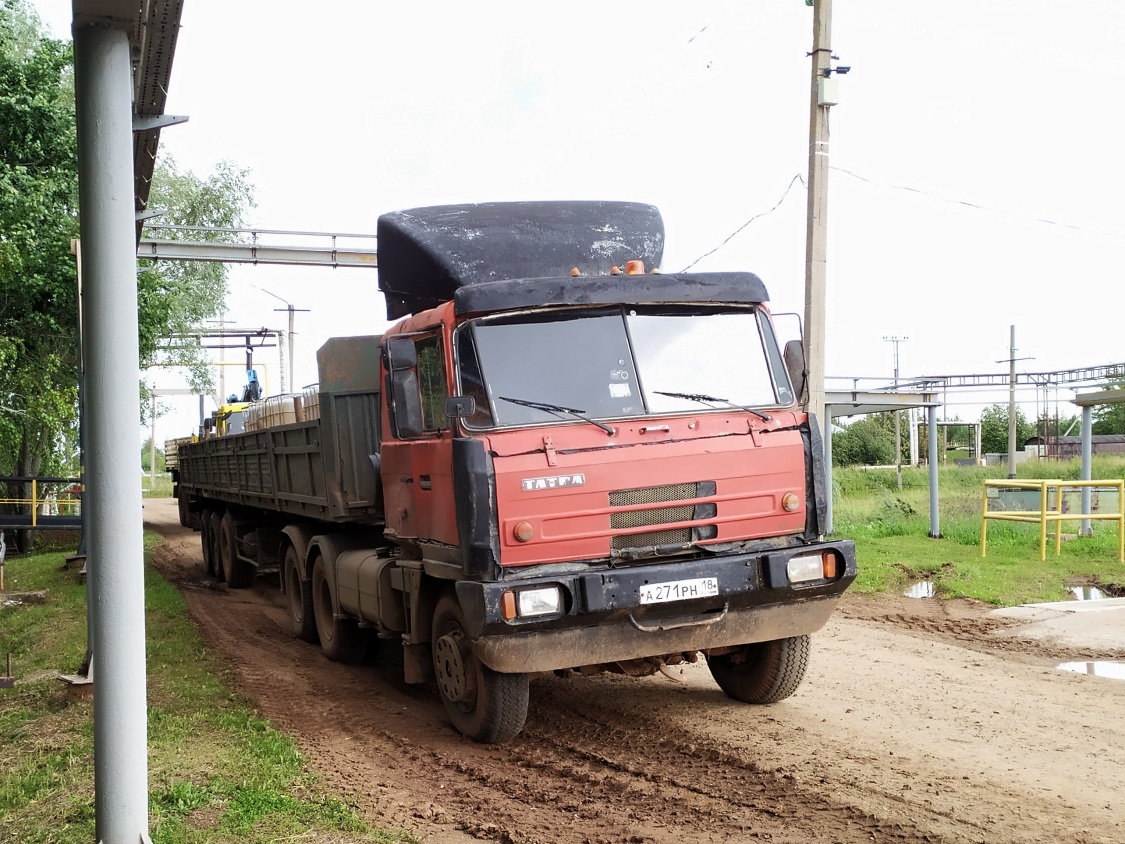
[
  {"left": 0, "top": 537, "right": 416, "bottom": 844},
  {"left": 834, "top": 457, "right": 1125, "bottom": 604},
  {"left": 142, "top": 473, "right": 175, "bottom": 498}
]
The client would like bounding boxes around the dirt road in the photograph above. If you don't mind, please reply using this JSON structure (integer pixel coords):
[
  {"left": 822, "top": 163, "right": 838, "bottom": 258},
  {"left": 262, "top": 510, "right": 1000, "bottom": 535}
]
[{"left": 144, "top": 499, "right": 1125, "bottom": 844}]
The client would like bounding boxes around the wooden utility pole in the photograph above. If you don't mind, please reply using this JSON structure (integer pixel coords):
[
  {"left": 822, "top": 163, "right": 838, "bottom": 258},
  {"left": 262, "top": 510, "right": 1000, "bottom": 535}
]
[{"left": 803, "top": 0, "right": 833, "bottom": 439}]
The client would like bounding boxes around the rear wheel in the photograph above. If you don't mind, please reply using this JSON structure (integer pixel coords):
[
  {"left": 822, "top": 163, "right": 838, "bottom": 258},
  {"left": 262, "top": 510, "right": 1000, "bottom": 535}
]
[
  {"left": 208, "top": 510, "right": 224, "bottom": 580},
  {"left": 219, "top": 512, "right": 255, "bottom": 589},
  {"left": 311, "top": 556, "right": 366, "bottom": 662},
  {"left": 283, "top": 543, "right": 318, "bottom": 644},
  {"left": 707, "top": 635, "right": 810, "bottom": 704},
  {"left": 431, "top": 591, "right": 528, "bottom": 743},
  {"left": 176, "top": 490, "right": 190, "bottom": 527},
  {"left": 200, "top": 507, "right": 216, "bottom": 576}
]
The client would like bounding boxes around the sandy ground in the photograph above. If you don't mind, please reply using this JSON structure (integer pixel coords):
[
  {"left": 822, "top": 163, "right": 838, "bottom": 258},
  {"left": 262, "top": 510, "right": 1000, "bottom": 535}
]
[{"left": 144, "top": 499, "right": 1125, "bottom": 844}]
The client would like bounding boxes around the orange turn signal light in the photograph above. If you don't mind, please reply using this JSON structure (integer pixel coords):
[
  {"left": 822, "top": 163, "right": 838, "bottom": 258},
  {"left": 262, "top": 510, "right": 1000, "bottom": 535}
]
[
  {"left": 822, "top": 553, "right": 838, "bottom": 579},
  {"left": 781, "top": 492, "right": 801, "bottom": 512},
  {"left": 513, "top": 521, "right": 535, "bottom": 542},
  {"left": 501, "top": 591, "right": 517, "bottom": 620}
]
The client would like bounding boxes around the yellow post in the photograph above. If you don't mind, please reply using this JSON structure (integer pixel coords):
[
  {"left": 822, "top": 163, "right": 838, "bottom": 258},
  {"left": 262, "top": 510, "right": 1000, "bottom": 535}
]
[
  {"left": 1118, "top": 480, "right": 1124, "bottom": 564},
  {"left": 980, "top": 482, "right": 989, "bottom": 557},
  {"left": 1038, "top": 480, "right": 1048, "bottom": 562},
  {"left": 31, "top": 478, "right": 37, "bottom": 528}
]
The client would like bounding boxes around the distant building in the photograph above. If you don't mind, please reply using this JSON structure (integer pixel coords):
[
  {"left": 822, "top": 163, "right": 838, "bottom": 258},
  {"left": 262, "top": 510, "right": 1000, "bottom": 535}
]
[{"left": 1024, "top": 434, "right": 1125, "bottom": 461}]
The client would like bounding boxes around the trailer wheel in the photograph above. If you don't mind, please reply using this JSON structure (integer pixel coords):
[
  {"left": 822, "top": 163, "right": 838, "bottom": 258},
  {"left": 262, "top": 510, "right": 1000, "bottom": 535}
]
[
  {"left": 177, "top": 489, "right": 190, "bottom": 527},
  {"left": 283, "top": 544, "right": 318, "bottom": 644},
  {"left": 200, "top": 508, "right": 216, "bottom": 576},
  {"left": 431, "top": 592, "right": 528, "bottom": 743},
  {"left": 311, "top": 556, "right": 366, "bottom": 662},
  {"left": 208, "top": 510, "right": 225, "bottom": 581},
  {"left": 707, "top": 635, "right": 810, "bottom": 704},
  {"left": 219, "top": 512, "right": 255, "bottom": 589}
]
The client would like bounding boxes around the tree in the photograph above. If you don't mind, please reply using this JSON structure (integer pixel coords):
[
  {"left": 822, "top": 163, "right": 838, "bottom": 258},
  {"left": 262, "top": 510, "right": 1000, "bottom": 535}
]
[
  {"left": 0, "top": 1, "right": 80, "bottom": 486},
  {"left": 1092, "top": 380, "right": 1125, "bottom": 435},
  {"left": 0, "top": 3, "right": 254, "bottom": 536},
  {"left": 139, "top": 155, "right": 254, "bottom": 401},
  {"left": 979, "top": 404, "right": 1035, "bottom": 455},
  {"left": 831, "top": 416, "right": 896, "bottom": 467}
]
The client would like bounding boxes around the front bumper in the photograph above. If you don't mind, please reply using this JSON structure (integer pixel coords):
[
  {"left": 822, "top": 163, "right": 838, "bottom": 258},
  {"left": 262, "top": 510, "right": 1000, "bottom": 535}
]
[{"left": 455, "top": 539, "right": 856, "bottom": 674}]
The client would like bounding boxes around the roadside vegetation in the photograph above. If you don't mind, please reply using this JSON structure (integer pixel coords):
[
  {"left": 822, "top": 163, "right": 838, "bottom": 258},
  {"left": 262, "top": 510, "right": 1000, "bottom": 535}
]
[
  {"left": 0, "top": 533, "right": 415, "bottom": 844},
  {"left": 834, "top": 455, "right": 1125, "bottom": 605}
]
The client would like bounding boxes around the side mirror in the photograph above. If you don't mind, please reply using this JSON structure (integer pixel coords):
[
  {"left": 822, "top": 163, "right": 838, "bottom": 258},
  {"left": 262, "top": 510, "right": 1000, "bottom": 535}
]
[
  {"left": 445, "top": 395, "right": 476, "bottom": 420},
  {"left": 783, "top": 339, "right": 807, "bottom": 405},
  {"left": 390, "top": 370, "right": 424, "bottom": 438},
  {"left": 384, "top": 336, "right": 417, "bottom": 370}
]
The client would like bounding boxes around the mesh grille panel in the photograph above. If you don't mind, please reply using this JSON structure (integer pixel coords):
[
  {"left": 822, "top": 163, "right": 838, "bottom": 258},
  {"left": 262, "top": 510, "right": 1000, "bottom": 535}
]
[
  {"left": 611, "top": 505, "right": 694, "bottom": 529},
  {"left": 611, "top": 528, "right": 691, "bottom": 551},
  {"left": 609, "top": 482, "right": 700, "bottom": 508}
]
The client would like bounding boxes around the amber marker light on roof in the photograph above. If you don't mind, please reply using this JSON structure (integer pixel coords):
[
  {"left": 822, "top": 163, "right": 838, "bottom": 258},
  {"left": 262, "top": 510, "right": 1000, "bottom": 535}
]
[{"left": 625, "top": 260, "right": 645, "bottom": 274}]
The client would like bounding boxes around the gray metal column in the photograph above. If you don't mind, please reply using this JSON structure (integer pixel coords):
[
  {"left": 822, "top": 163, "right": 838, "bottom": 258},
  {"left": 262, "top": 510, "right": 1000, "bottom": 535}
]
[
  {"left": 927, "top": 407, "right": 941, "bottom": 538},
  {"left": 73, "top": 22, "right": 151, "bottom": 844},
  {"left": 1081, "top": 405, "right": 1093, "bottom": 536}
]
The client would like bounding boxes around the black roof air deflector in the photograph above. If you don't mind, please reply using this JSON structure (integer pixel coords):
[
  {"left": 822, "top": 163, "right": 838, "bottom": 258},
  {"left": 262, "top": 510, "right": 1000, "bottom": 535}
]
[{"left": 377, "top": 201, "right": 665, "bottom": 319}]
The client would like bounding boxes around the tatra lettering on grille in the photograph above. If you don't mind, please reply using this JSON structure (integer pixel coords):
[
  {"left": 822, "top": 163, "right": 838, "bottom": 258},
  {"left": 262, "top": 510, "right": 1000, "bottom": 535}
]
[{"left": 608, "top": 481, "right": 718, "bottom": 553}]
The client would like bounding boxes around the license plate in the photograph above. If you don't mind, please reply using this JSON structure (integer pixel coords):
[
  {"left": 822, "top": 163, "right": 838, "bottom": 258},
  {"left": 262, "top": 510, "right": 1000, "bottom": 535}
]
[{"left": 639, "top": 577, "right": 719, "bottom": 605}]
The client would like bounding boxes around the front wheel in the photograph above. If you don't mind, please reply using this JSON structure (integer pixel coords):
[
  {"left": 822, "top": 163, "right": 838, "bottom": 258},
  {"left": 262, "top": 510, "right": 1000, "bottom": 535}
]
[
  {"left": 283, "top": 544, "right": 318, "bottom": 644},
  {"left": 431, "top": 592, "right": 528, "bottom": 743},
  {"left": 707, "top": 635, "right": 811, "bottom": 704}
]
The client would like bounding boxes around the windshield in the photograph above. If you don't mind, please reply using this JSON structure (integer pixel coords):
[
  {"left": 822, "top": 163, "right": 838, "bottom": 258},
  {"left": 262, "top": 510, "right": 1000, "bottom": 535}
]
[{"left": 455, "top": 306, "right": 792, "bottom": 428}]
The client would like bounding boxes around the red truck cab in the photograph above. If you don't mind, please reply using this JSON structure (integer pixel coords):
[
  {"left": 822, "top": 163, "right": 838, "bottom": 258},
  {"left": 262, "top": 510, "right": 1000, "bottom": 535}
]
[{"left": 372, "top": 201, "right": 855, "bottom": 741}]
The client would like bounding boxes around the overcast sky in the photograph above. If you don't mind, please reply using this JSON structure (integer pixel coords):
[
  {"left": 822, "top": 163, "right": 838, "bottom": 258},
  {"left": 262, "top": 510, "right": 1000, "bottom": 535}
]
[{"left": 35, "top": 1, "right": 1125, "bottom": 446}]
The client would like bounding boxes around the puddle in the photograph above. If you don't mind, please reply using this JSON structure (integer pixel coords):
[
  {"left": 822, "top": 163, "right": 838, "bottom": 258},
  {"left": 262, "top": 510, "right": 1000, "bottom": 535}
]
[
  {"left": 904, "top": 581, "right": 935, "bottom": 599},
  {"left": 1070, "top": 586, "right": 1109, "bottom": 601},
  {"left": 1057, "top": 661, "right": 1125, "bottom": 680}
]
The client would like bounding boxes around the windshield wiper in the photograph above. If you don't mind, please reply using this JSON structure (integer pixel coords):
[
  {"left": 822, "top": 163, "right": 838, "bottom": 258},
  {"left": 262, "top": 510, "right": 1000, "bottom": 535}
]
[
  {"left": 497, "top": 396, "right": 616, "bottom": 436},
  {"left": 653, "top": 390, "right": 771, "bottom": 421}
]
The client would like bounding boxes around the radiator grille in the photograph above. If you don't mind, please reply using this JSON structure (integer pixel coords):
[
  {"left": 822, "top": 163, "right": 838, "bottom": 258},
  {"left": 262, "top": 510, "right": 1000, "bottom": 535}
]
[{"left": 609, "top": 482, "right": 711, "bottom": 552}]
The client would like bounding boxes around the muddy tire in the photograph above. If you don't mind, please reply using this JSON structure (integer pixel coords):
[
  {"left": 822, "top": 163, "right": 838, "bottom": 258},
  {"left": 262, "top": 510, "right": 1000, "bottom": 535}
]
[
  {"left": 707, "top": 635, "right": 810, "bottom": 704},
  {"left": 283, "top": 543, "right": 318, "bottom": 644},
  {"left": 177, "top": 490, "right": 190, "bottom": 527},
  {"left": 219, "top": 512, "right": 255, "bottom": 589},
  {"left": 208, "top": 510, "right": 225, "bottom": 580},
  {"left": 200, "top": 508, "right": 216, "bottom": 576},
  {"left": 311, "top": 556, "right": 366, "bottom": 662},
  {"left": 431, "top": 591, "right": 528, "bottom": 743}
]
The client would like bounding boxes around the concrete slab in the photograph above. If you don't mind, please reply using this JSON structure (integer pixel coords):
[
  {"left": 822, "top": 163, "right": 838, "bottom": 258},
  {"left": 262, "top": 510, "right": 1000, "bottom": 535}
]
[{"left": 989, "top": 597, "right": 1125, "bottom": 652}]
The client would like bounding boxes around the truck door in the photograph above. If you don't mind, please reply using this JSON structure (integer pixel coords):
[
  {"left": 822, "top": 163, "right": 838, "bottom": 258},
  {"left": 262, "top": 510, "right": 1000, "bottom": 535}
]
[{"left": 382, "top": 332, "right": 457, "bottom": 545}]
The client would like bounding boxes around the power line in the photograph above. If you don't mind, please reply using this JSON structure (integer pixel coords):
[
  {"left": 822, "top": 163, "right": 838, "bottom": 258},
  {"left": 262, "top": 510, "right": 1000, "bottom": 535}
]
[
  {"left": 831, "top": 166, "right": 1125, "bottom": 241},
  {"left": 680, "top": 173, "right": 806, "bottom": 271}
]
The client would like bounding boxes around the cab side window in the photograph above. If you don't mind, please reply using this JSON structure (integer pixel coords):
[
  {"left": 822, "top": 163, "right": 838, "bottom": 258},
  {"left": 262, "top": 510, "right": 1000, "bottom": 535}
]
[{"left": 415, "top": 335, "right": 449, "bottom": 432}]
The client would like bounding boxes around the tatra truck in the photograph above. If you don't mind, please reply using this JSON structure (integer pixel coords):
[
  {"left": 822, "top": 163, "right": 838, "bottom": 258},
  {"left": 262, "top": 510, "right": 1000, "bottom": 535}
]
[{"left": 171, "top": 201, "right": 856, "bottom": 743}]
